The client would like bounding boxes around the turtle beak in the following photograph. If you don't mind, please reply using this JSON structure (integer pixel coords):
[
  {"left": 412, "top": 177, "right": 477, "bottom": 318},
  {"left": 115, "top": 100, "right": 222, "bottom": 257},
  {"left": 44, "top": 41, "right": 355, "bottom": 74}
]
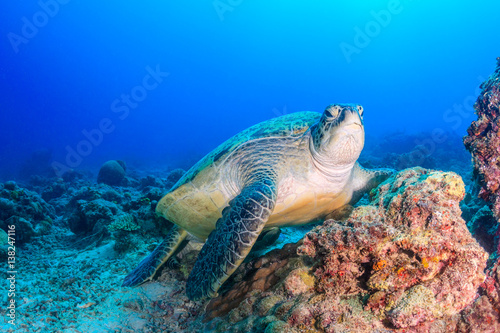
[
  {"left": 345, "top": 122, "right": 363, "bottom": 131},
  {"left": 346, "top": 104, "right": 364, "bottom": 128},
  {"left": 342, "top": 106, "right": 364, "bottom": 131}
]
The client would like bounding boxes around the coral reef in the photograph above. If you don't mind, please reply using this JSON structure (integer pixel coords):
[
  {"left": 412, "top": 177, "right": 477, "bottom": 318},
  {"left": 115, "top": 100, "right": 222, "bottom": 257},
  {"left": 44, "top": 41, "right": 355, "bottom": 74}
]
[
  {"left": 108, "top": 213, "right": 140, "bottom": 232},
  {"left": 204, "top": 242, "right": 303, "bottom": 321},
  {"left": 204, "top": 168, "right": 487, "bottom": 332},
  {"left": 457, "top": 260, "right": 500, "bottom": 332},
  {"left": 302, "top": 168, "right": 486, "bottom": 328},
  {"left": 41, "top": 179, "right": 66, "bottom": 201},
  {"left": 0, "top": 167, "right": 203, "bottom": 332},
  {"left": 464, "top": 58, "right": 500, "bottom": 225},
  {"left": 0, "top": 181, "right": 56, "bottom": 243},
  {"left": 459, "top": 58, "right": 500, "bottom": 331},
  {"left": 68, "top": 199, "right": 121, "bottom": 234},
  {"left": 97, "top": 160, "right": 127, "bottom": 186},
  {"left": 62, "top": 183, "right": 168, "bottom": 250},
  {"left": 0, "top": 165, "right": 181, "bottom": 250},
  {"left": 461, "top": 195, "right": 497, "bottom": 256},
  {"left": 3, "top": 142, "right": 499, "bottom": 332},
  {"left": 0, "top": 228, "right": 8, "bottom": 259},
  {"left": 165, "top": 168, "right": 185, "bottom": 185}
]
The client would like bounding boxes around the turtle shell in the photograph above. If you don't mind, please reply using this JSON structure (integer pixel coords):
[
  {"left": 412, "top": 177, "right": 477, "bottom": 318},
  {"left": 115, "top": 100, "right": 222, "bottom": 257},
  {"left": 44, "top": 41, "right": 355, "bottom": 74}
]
[{"left": 170, "top": 111, "right": 320, "bottom": 191}]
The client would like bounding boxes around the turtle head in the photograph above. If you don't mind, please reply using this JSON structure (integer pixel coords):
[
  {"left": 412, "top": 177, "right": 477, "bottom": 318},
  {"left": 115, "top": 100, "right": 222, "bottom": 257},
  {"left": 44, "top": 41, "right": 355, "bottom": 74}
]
[{"left": 310, "top": 103, "right": 365, "bottom": 168}]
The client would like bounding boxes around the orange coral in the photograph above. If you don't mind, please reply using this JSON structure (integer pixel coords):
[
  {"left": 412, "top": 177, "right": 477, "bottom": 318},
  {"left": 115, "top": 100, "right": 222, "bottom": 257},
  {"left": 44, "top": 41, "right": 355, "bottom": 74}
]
[{"left": 373, "top": 260, "right": 387, "bottom": 271}]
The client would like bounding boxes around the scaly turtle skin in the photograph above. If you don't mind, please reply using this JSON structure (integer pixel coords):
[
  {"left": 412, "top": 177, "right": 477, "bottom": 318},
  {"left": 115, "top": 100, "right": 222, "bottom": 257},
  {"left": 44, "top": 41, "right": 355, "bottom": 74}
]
[{"left": 123, "top": 104, "right": 393, "bottom": 301}]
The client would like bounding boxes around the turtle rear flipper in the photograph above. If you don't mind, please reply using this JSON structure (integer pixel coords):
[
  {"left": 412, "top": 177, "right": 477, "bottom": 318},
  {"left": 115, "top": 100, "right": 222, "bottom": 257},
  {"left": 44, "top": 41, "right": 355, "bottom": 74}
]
[
  {"left": 252, "top": 227, "right": 281, "bottom": 252},
  {"left": 122, "top": 225, "right": 188, "bottom": 287},
  {"left": 186, "top": 175, "right": 277, "bottom": 301}
]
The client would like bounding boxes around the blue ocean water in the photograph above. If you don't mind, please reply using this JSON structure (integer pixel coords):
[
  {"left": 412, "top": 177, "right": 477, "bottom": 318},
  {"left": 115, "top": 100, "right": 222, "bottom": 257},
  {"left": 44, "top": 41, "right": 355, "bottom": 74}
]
[{"left": 1, "top": 0, "right": 499, "bottom": 179}]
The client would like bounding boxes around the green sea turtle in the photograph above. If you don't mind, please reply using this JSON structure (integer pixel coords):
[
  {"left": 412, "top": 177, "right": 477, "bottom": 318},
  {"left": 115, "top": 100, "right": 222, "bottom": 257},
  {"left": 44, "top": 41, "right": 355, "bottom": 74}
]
[{"left": 123, "top": 103, "right": 393, "bottom": 301}]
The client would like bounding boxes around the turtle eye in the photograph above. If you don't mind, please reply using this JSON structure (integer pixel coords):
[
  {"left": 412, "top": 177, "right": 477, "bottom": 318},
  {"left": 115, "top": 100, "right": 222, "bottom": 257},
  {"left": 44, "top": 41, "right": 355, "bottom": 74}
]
[
  {"left": 326, "top": 105, "right": 340, "bottom": 119},
  {"left": 357, "top": 106, "right": 364, "bottom": 117}
]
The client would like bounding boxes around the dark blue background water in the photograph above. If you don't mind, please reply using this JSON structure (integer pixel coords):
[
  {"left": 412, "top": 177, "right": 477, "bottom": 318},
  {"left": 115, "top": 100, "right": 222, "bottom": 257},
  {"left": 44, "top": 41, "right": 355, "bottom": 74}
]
[{"left": 1, "top": 1, "right": 499, "bottom": 179}]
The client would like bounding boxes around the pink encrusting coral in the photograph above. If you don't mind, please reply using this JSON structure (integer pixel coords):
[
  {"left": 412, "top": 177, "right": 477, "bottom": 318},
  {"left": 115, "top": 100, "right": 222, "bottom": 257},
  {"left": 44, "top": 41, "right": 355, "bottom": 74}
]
[
  {"left": 464, "top": 58, "right": 500, "bottom": 225},
  {"left": 457, "top": 260, "right": 500, "bottom": 332},
  {"left": 459, "top": 58, "right": 500, "bottom": 332},
  {"left": 204, "top": 168, "right": 488, "bottom": 332},
  {"left": 299, "top": 168, "right": 487, "bottom": 329}
]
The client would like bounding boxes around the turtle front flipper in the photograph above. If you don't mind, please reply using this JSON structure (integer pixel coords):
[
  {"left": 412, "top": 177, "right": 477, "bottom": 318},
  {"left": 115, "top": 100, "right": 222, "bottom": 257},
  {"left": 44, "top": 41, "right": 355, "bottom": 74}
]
[
  {"left": 186, "top": 175, "right": 277, "bottom": 301},
  {"left": 122, "top": 225, "right": 188, "bottom": 287},
  {"left": 350, "top": 162, "right": 395, "bottom": 204}
]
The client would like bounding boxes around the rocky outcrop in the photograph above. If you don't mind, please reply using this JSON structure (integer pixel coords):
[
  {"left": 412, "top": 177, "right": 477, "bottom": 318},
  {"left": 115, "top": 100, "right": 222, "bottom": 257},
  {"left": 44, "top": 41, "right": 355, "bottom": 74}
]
[
  {"left": 460, "top": 57, "right": 500, "bottom": 332},
  {"left": 464, "top": 58, "right": 500, "bottom": 222},
  {"left": 204, "top": 168, "right": 488, "bottom": 332}
]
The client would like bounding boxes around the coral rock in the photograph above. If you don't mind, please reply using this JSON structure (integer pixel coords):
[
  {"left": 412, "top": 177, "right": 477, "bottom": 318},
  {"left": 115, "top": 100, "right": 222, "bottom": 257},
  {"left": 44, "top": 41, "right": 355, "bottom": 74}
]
[
  {"left": 205, "top": 168, "right": 487, "bottom": 331},
  {"left": 108, "top": 213, "right": 140, "bottom": 232},
  {"left": 204, "top": 242, "right": 301, "bottom": 321},
  {"left": 0, "top": 181, "right": 55, "bottom": 243},
  {"left": 97, "top": 160, "right": 126, "bottom": 186},
  {"left": 459, "top": 59, "right": 500, "bottom": 330},
  {"left": 387, "top": 285, "right": 440, "bottom": 328},
  {"left": 0, "top": 228, "right": 8, "bottom": 259},
  {"left": 283, "top": 268, "right": 315, "bottom": 296},
  {"left": 69, "top": 199, "right": 120, "bottom": 234},
  {"left": 464, "top": 58, "right": 500, "bottom": 220},
  {"left": 299, "top": 168, "right": 487, "bottom": 327},
  {"left": 6, "top": 216, "right": 36, "bottom": 244}
]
